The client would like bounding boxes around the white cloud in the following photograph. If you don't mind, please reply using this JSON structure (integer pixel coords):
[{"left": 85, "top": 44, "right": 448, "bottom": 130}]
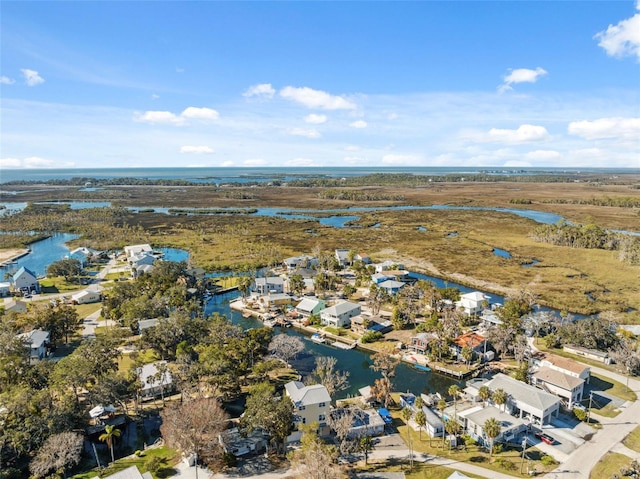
[
  {"left": 0, "top": 158, "right": 22, "bottom": 168},
  {"left": 243, "top": 83, "right": 276, "bottom": 99},
  {"left": 280, "top": 86, "right": 356, "bottom": 110},
  {"left": 1, "top": 156, "right": 73, "bottom": 168},
  {"left": 568, "top": 117, "right": 640, "bottom": 140},
  {"left": 350, "top": 120, "right": 368, "bottom": 129},
  {"left": 286, "top": 158, "right": 318, "bottom": 166},
  {"left": 344, "top": 145, "right": 361, "bottom": 152},
  {"left": 594, "top": 3, "right": 640, "bottom": 61},
  {"left": 180, "top": 145, "right": 214, "bottom": 154},
  {"left": 498, "top": 67, "right": 547, "bottom": 93},
  {"left": 181, "top": 107, "right": 219, "bottom": 120},
  {"left": 304, "top": 114, "right": 327, "bottom": 124},
  {"left": 524, "top": 150, "right": 561, "bottom": 161},
  {"left": 0, "top": 76, "right": 15, "bottom": 85},
  {"left": 343, "top": 156, "right": 367, "bottom": 164},
  {"left": 487, "top": 124, "right": 550, "bottom": 144},
  {"left": 151, "top": 94, "right": 160, "bottom": 100},
  {"left": 221, "top": 160, "right": 235, "bottom": 167},
  {"left": 134, "top": 110, "right": 184, "bottom": 125},
  {"left": 381, "top": 154, "right": 423, "bottom": 165},
  {"left": 21, "top": 69, "right": 45, "bottom": 86},
  {"left": 287, "top": 127, "right": 321, "bottom": 138}
]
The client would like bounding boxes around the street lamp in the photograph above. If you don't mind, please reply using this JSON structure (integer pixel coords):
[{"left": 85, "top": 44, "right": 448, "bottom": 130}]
[{"left": 520, "top": 436, "right": 528, "bottom": 474}]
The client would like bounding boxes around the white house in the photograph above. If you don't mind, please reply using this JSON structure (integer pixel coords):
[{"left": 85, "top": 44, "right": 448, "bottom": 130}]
[
  {"left": 254, "top": 277, "right": 284, "bottom": 294},
  {"left": 484, "top": 373, "right": 560, "bottom": 425},
  {"left": 18, "top": 329, "right": 50, "bottom": 362},
  {"left": 71, "top": 289, "right": 102, "bottom": 305},
  {"left": 458, "top": 405, "right": 528, "bottom": 447},
  {"left": 320, "top": 301, "right": 361, "bottom": 328},
  {"left": 0, "top": 282, "right": 12, "bottom": 297},
  {"left": 283, "top": 255, "right": 318, "bottom": 271},
  {"left": 534, "top": 352, "right": 591, "bottom": 383},
  {"left": 295, "top": 297, "right": 326, "bottom": 318},
  {"left": 532, "top": 367, "right": 585, "bottom": 409},
  {"left": 329, "top": 407, "right": 385, "bottom": 439},
  {"left": 137, "top": 361, "right": 173, "bottom": 399},
  {"left": 420, "top": 406, "right": 445, "bottom": 439},
  {"left": 456, "top": 292, "right": 489, "bottom": 316},
  {"left": 129, "top": 252, "right": 155, "bottom": 269},
  {"left": 124, "top": 244, "right": 153, "bottom": 259},
  {"left": 373, "top": 260, "right": 404, "bottom": 273},
  {"left": 12, "top": 266, "right": 40, "bottom": 293},
  {"left": 335, "top": 249, "right": 350, "bottom": 267},
  {"left": 371, "top": 273, "right": 393, "bottom": 285},
  {"left": 377, "top": 279, "right": 405, "bottom": 296},
  {"left": 285, "top": 381, "right": 331, "bottom": 439}
]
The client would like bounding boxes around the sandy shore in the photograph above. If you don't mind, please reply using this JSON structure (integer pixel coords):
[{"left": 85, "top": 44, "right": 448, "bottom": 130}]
[{"left": 0, "top": 248, "right": 29, "bottom": 265}]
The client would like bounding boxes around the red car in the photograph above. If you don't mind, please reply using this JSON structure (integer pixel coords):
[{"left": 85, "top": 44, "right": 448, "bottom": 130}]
[{"left": 535, "top": 431, "right": 554, "bottom": 445}]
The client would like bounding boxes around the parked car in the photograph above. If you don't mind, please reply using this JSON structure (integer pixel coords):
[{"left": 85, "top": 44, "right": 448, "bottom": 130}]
[{"left": 535, "top": 431, "right": 554, "bottom": 445}]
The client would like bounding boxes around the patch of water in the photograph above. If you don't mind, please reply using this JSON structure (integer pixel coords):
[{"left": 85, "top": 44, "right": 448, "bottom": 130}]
[{"left": 493, "top": 248, "right": 512, "bottom": 259}]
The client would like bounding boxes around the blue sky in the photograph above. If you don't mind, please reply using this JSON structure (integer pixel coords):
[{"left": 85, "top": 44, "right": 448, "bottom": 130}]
[{"left": 1, "top": 1, "right": 639, "bottom": 170}]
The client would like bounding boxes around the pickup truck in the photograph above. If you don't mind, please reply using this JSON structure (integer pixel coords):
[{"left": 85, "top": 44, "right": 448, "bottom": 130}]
[{"left": 535, "top": 431, "right": 554, "bottom": 445}]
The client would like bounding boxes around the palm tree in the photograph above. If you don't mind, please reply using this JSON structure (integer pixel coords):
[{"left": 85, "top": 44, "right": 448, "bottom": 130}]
[
  {"left": 99, "top": 424, "right": 121, "bottom": 464},
  {"left": 461, "top": 346, "right": 473, "bottom": 368},
  {"left": 478, "top": 385, "right": 491, "bottom": 408},
  {"left": 483, "top": 418, "right": 501, "bottom": 458},
  {"left": 401, "top": 407, "right": 414, "bottom": 469},
  {"left": 445, "top": 419, "right": 460, "bottom": 452},
  {"left": 415, "top": 409, "right": 426, "bottom": 441},
  {"left": 448, "top": 384, "right": 460, "bottom": 420},
  {"left": 493, "top": 388, "right": 508, "bottom": 412}
]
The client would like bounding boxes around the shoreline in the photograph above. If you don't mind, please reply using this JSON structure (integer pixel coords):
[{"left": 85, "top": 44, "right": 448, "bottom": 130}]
[{"left": 0, "top": 248, "right": 30, "bottom": 267}]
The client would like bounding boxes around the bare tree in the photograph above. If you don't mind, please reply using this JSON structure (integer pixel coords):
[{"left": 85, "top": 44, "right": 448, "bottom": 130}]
[
  {"left": 610, "top": 338, "right": 640, "bottom": 391},
  {"left": 327, "top": 406, "right": 364, "bottom": 454},
  {"left": 29, "top": 431, "right": 84, "bottom": 478},
  {"left": 269, "top": 334, "right": 304, "bottom": 366},
  {"left": 307, "top": 356, "right": 350, "bottom": 398},
  {"left": 161, "top": 398, "right": 229, "bottom": 469},
  {"left": 290, "top": 423, "right": 343, "bottom": 479}
]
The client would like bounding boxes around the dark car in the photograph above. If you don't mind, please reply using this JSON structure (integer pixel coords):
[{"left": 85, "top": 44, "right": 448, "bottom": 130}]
[{"left": 535, "top": 431, "right": 554, "bottom": 445}]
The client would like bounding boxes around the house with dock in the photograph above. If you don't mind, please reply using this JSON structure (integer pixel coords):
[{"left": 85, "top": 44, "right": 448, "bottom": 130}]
[
  {"left": 295, "top": 297, "right": 326, "bottom": 318},
  {"left": 456, "top": 291, "right": 489, "bottom": 316},
  {"left": 254, "top": 277, "right": 284, "bottom": 294},
  {"left": 320, "top": 301, "right": 361, "bottom": 328}
]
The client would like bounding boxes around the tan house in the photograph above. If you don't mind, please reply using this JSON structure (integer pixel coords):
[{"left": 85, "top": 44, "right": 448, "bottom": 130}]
[{"left": 285, "top": 381, "right": 331, "bottom": 440}]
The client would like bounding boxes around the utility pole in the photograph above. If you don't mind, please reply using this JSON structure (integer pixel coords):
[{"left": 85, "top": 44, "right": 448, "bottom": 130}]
[
  {"left": 520, "top": 436, "right": 527, "bottom": 474},
  {"left": 587, "top": 391, "right": 593, "bottom": 424}
]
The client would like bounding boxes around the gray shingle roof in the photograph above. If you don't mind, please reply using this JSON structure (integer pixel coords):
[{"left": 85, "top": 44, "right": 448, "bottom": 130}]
[{"left": 486, "top": 373, "right": 560, "bottom": 412}]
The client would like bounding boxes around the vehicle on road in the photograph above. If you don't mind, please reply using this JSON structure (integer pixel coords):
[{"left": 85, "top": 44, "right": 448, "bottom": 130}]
[{"left": 535, "top": 431, "right": 554, "bottom": 445}]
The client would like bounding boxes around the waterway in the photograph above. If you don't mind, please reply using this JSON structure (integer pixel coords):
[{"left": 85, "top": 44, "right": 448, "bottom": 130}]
[
  {"left": 0, "top": 232, "right": 80, "bottom": 277},
  {"left": 204, "top": 290, "right": 461, "bottom": 400}
]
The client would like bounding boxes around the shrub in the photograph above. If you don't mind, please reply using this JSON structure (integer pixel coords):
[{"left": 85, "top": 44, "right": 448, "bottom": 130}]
[
  {"left": 492, "top": 443, "right": 503, "bottom": 455},
  {"left": 145, "top": 456, "right": 165, "bottom": 473},
  {"left": 541, "top": 454, "right": 558, "bottom": 466},
  {"left": 361, "top": 331, "right": 384, "bottom": 344},
  {"left": 573, "top": 407, "right": 587, "bottom": 422},
  {"left": 495, "top": 457, "right": 517, "bottom": 471},
  {"left": 134, "top": 449, "right": 144, "bottom": 457}
]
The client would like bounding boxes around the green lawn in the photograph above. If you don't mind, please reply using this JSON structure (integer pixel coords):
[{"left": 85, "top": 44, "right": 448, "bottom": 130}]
[
  {"left": 590, "top": 452, "right": 633, "bottom": 479},
  {"left": 357, "top": 463, "right": 486, "bottom": 479},
  {"left": 74, "top": 302, "right": 102, "bottom": 318},
  {"left": 590, "top": 373, "right": 637, "bottom": 402},
  {"left": 623, "top": 425, "right": 640, "bottom": 453},
  {"left": 72, "top": 445, "right": 179, "bottom": 479}
]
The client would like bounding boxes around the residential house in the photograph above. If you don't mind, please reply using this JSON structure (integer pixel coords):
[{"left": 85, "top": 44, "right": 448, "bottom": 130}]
[
  {"left": 456, "top": 292, "right": 489, "bottom": 316},
  {"left": 283, "top": 255, "right": 318, "bottom": 271},
  {"left": 3, "top": 299, "right": 28, "bottom": 314},
  {"left": 18, "top": 329, "right": 50, "bottom": 361},
  {"left": 285, "top": 381, "right": 331, "bottom": 440},
  {"left": 254, "top": 277, "right": 284, "bottom": 294},
  {"left": 12, "top": 266, "right": 40, "bottom": 293},
  {"left": 409, "top": 332, "right": 437, "bottom": 355},
  {"left": 295, "top": 297, "right": 326, "bottom": 318},
  {"left": 479, "top": 310, "right": 503, "bottom": 329},
  {"left": 255, "top": 293, "right": 292, "bottom": 311},
  {"left": 354, "top": 253, "right": 371, "bottom": 264},
  {"left": 378, "top": 279, "right": 405, "bottom": 296},
  {"left": 534, "top": 352, "right": 591, "bottom": 383},
  {"left": 123, "top": 244, "right": 153, "bottom": 259},
  {"left": 371, "top": 273, "right": 393, "bottom": 285},
  {"left": 399, "top": 393, "right": 417, "bottom": 410},
  {"left": 129, "top": 252, "right": 155, "bottom": 269},
  {"left": 373, "top": 260, "right": 404, "bottom": 273},
  {"left": 186, "top": 267, "right": 206, "bottom": 282},
  {"left": 484, "top": 373, "right": 561, "bottom": 425},
  {"left": 329, "top": 407, "right": 385, "bottom": 438},
  {"left": 137, "top": 361, "right": 173, "bottom": 399},
  {"left": 458, "top": 405, "right": 528, "bottom": 447},
  {"left": 419, "top": 406, "right": 445, "bottom": 439},
  {"left": 134, "top": 264, "right": 155, "bottom": 277},
  {"left": 532, "top": 367, "right": 585, "bottom": 408},
  {"left": 71, "top": 289, "right": 102, "bottom": 305},
  {"left": 90, "top": 466, "right": 152, "bottom": 479},
  {"left": 351, "top": 314, "right": 392, "bottom": 334},
  {"left": 0, "top": 282, "right": 10, "bottom": 297},
  {"left": 335, "top": 249, "right": 351, "bottom": 267},
  {"left": 450, "top": 331, "right": 487, "bottom": 361},
  {"left": 563, "top": 345, "right": 612, "bottom": 364},
  {"left": 69, "top": 247, "right": 97, "bottom": 266},
  {"left": 358, "top": 385, "right": 376, "bottom": 406},
  {"left": 137, "top": 318, "right": 159, "bottom": 334},
  {"left": 219, "top": 427, "right": 267, "bottom": 457},
  {"left": 320, "top": 301, "right": 361, "bottom": 328}
]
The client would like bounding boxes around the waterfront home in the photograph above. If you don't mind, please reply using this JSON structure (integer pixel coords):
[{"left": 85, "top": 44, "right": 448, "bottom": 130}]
[
  {"left": 17, "top": 329, "right": 50, "bottom": 362},
  {"left": 399, "top": 392, "right": 417, "bottom": 410},
  {"left": 533, "top": 351, "right": 591, "bottom": 383},
  {"left": 69, "top": 246, "right": 97, "bottom": 266},
  {"left": 129, "top": 252, "right": 155, "bottom": 269},
  {"left": 483, "top": 373, "right": 561, "bottom": 425},
  {"left": 373, "top": 260, "right": 404, "bottom": 272},
  {"left": 219, "top": 427, "right": 267, "bottom": 457},
  {"left": 357, "top": 385, "right": 376, "bottom": 406},
  {"left": 283, "top": 255, "right": 318, "bottom": 271},
  {"left": 450, "top": 331, "right": 487, "bottom": 360},
  {"left": 371, "top": 272, "right": 394, "bottom": 284},
  {"left": 329, "top": 407, "right": 385, "bottom": 438},
  {"left": 409, "top": 332, "right": 438, "bottom": 355},
  {"left": 254, "top": 276, "right": 284, "bottom": 294},
  {"left": 420, "top": 405, "right": 445, "bottom": 439},
  {"left": 456, "top": 291, "right": 489, "bottom": 316},
  {"left": 4, "top": 299, "right": 28, "bottom": 314},
  {"left": 90, "top": 465, "right": 151, "bottom": 479},
  {"left": 186, "top": 266, "right": 206, "bottom": 282},
  {"left": 12, "top": 266, "right": 40, "bottom": 293},
  {"left": 563, "top": 345, "right": 612, "bottom": 365},
  {"left": 136, "top": 361, "right": 173, "bottom": 399},
  {"left": 295, "top": 297, "right": 326, "bottom": 318},
  {"left": 285, "top": 381, "right": 331, "bottom": 440},
  {"left": 123, "top": 244, "right": 153, "bottom": 259},
  {"left": 255, "top": 292, "right": 292, "bottom": 311},
  {"left": 71, "top": 289, "right": 102, "bottom": 305},
  {"left": 479, "top": 309, "right": 503, "bottom": 329},
  {"left": 532, "top": 367, "right": 585, "bottom": 409},
  {"left": 320, "top": 301, "right": 361, "bottom": 328},
  {"left": 335, "top": 249, "right": 351, "bottom": 267},
  {"left": 458, "top": 404, "right": 528, "bottom": 447}
]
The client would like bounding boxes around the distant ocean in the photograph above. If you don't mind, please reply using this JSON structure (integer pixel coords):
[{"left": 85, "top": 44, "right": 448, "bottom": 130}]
[{"left": 1, "top": 166, "right": 638, "bottom": 184}]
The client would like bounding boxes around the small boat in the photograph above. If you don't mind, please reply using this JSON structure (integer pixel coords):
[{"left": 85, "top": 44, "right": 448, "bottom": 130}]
[
  {"left": 413, "top": 364, "right": 431, "bottom": 372},
  {"left": 310, "top": 333, "right": 326, "bottom": 344}
]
